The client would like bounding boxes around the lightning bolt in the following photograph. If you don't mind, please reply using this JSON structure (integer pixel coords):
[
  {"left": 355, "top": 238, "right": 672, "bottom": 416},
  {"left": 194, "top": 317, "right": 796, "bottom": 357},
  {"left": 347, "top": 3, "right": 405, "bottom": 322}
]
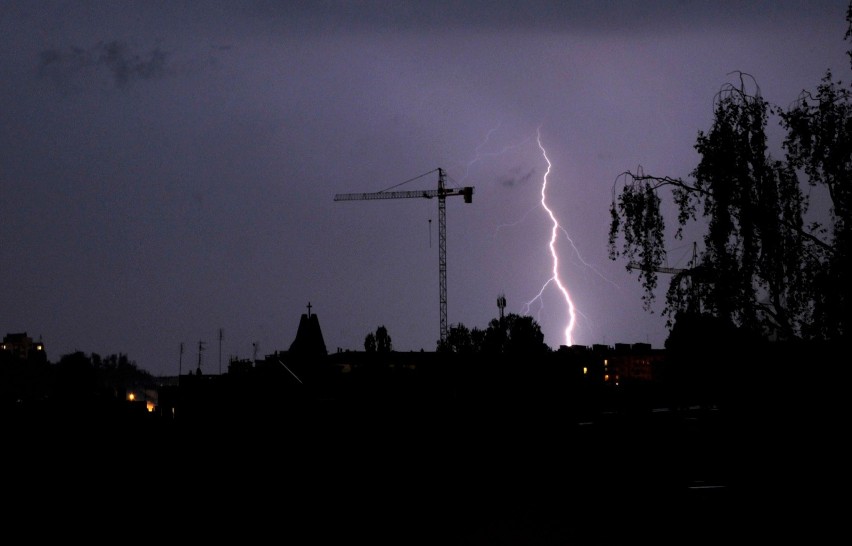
[
  {"left": 522, "top": 126, "right": 577, "bottom": 347},
  {"left": 463, "top": 123, "right": 616, "bottom": 347}
]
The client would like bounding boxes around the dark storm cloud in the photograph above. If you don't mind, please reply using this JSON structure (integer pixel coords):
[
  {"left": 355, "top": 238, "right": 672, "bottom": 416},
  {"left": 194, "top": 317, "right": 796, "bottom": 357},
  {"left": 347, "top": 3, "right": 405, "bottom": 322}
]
[
  {"left": 239, "top": 0, "right": 833, "bottom": 34},
  {"left": 38, "top": 40, "right": 169, "bottom": 89},
  {"left": 500, "top": 167, "right": 537, "bottom": 188}
]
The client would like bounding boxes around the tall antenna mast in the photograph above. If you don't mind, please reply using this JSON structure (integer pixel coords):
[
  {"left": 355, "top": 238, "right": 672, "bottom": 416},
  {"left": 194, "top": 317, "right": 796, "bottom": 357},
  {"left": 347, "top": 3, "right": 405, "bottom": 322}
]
[
  {"left": 178, "top": 342, "right": 184, "bottom": 376},
  {"left": 497, "top": 293, "right": 507, "bottom": 321},
  {"left": 197, "top": 340, "right": 206, "bottom": 374},
  {"left": 218, "top": 328, "right": 224, "bottom": 375}
]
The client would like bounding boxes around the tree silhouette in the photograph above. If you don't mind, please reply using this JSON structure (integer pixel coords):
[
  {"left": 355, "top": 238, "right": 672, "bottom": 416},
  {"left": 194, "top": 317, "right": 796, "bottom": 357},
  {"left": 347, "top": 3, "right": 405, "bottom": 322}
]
[
  {"left": 375, "top": 325, "right": 392, "bottom": 353},
  {"left": 663, "top": 310, "right": 752, "bottom": 409},
  {"left": 778, "top": 9, "right": 852, "bottom": 339},
  {"left": 364, "top": 332, "right": 376, "bottom": 352},
  {"left": 609, "top": 9, "right": 852, "bottom": 343},
  {"left": 485, "top": 313, "right": 550, "bottom": 355},
  {"left": 438, "top": 314, "right": 549, "bottom": 354},
  {"left": 438, "top": 323, "right": 486, "bottom": 353},
  {"left": 365, "top": 326, "right": 392, "bottom": 352}
]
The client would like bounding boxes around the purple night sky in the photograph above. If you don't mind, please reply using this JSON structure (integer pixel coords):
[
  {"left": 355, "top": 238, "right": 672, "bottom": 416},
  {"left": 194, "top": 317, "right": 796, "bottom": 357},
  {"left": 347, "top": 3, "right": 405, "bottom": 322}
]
[{"left": 2, "top": 1, "right": 848, "bottom": 376}]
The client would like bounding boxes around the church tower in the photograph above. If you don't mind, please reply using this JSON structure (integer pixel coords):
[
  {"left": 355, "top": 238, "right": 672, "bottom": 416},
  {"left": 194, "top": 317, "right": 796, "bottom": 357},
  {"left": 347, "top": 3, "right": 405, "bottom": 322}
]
[{"left": 288, "top": 302, "right": 328, "bottom": 357}]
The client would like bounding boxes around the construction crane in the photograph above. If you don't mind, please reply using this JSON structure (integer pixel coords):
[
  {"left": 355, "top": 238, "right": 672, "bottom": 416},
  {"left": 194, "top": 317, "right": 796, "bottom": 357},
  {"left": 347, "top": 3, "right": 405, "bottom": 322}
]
[
  {"left": 626, "top": 263, "right": 687, "bottom": 275},
  {"left": 334, "top": 167, "right": 474, "bottom": 344},
  {"left": 626, "top": 242, "right": 705, "bottom": 312},
  {"left": 626, "top": 242, "right": 698, "bottom": 276}
]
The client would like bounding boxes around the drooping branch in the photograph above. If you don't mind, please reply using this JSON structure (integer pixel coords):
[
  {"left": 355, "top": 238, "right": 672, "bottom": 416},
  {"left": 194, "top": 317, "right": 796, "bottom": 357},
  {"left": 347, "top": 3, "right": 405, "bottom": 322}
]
[
  {"left": 612, "top": 170, "right": 710, "bottom": 197},
  {"left": 613, "top": 168, "right": 833, "bottom": 254}
]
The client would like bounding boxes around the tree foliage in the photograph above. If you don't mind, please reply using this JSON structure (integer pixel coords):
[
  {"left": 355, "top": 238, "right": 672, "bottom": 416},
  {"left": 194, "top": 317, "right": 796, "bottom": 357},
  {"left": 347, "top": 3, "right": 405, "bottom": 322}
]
[
  {"left": 364, "top": 332, "right": 376, "bottom": 352},
  {"left": 365, "top": 325, "right": 392, "bottom": 353},
  {"left": 375, "top": 325, "right": 392, "bottom": 352},
  {"left": 438, "top": 322, "right": 484, "bottom": 353},
  {"left": 437, "top": 313, "right": 550, "bottom": 355},
  {"left": 609, "top": 7, "right": 852, "bottom": 342},
  {"left": 486, "top": 313, "right": 550, "bottom": 355},
  {"left": 780, "top": 65, "right": 852, "bottom": 338},
  {"left": 53, "top": 351, "right": 152, "bottom": 400}
]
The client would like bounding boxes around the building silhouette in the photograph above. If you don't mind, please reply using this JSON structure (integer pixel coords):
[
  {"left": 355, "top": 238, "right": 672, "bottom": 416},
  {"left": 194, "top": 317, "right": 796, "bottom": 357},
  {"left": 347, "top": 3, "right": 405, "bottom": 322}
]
[
  {"left": 1, "top": 332, "right": 47, "bottom": 364},
  {"left": 288, "top": 301, "right": 327, "bottom": 358}
]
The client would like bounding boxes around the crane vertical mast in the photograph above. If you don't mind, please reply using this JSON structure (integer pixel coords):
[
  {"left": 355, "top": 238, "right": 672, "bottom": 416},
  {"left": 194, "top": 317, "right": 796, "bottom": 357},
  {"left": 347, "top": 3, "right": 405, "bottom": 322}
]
[
  {"left": 334, "top": 168, "right": 474, "bottom": 344},
  {"left": 437, "top": 168, "right": 449, "bottom": 343}
]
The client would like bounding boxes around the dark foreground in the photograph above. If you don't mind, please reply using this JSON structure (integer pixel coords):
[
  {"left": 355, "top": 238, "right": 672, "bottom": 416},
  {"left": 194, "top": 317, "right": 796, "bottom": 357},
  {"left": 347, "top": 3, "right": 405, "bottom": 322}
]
[{"left": 6, "top": 392, "right": 843, "bottom": 545}]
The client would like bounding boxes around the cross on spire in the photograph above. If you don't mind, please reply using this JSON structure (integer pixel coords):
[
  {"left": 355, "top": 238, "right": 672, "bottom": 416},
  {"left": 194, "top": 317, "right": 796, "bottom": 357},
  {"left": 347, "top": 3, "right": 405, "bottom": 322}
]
[{"left": 306, "top": 301, "right": 312, "bottom": 318}]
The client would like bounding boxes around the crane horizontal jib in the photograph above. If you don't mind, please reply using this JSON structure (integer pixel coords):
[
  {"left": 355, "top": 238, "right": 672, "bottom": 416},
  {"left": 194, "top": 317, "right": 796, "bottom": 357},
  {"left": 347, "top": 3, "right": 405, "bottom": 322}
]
[
  {"left": 627, "top": 262, "right": 686, "bottom": 275},
  {"left": 333, "top": 187, "right": 473, "bottom": 202}
]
